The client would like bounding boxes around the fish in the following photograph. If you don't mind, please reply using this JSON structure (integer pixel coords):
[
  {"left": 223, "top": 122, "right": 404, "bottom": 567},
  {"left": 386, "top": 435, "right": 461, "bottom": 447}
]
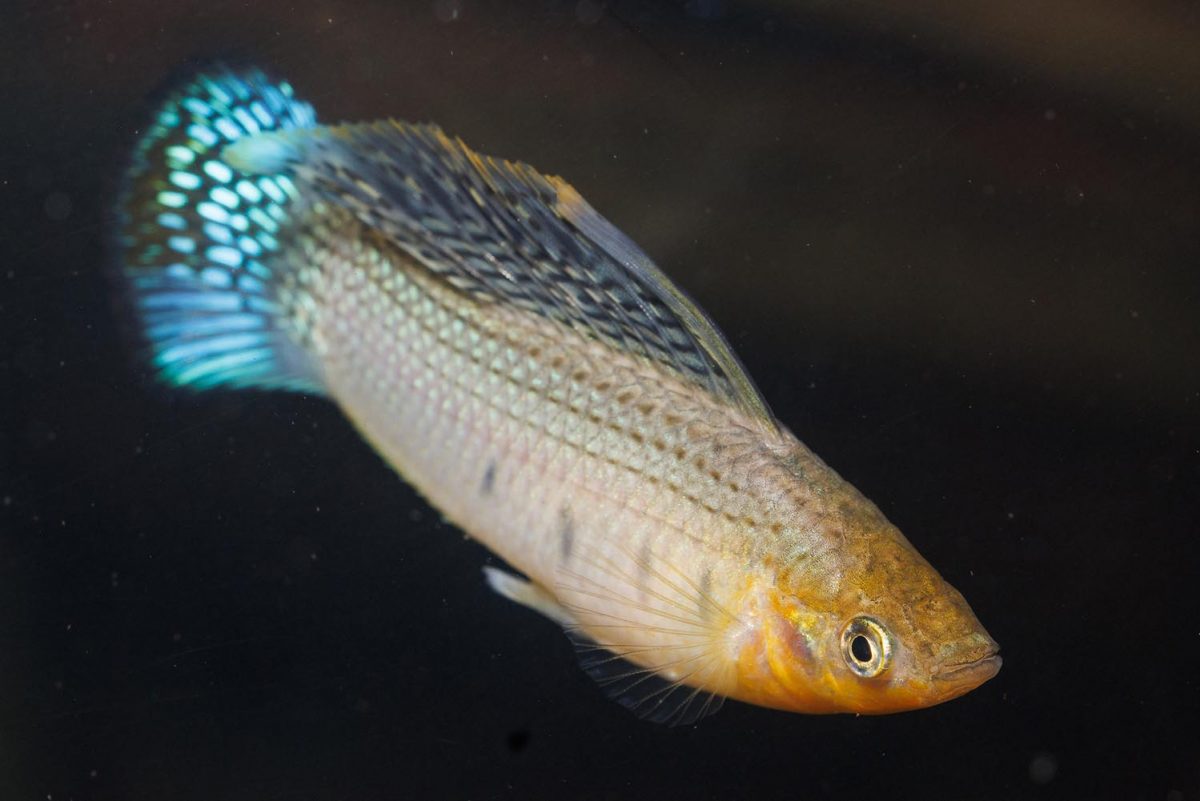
[{"left": 116, "top": 66, "right": 1000, "bottom": 725}]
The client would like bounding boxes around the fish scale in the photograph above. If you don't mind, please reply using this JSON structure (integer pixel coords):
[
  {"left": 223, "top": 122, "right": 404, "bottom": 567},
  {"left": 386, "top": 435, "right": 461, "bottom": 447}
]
[
  {"left": 306, "top": 215, "right": 766, "bottom": 574},
  {"left": 299, "top": 223, "right": 764, "bottom": 686},
  {"left": 117, "top": 66, "right": 1000, "bottom": 724}
]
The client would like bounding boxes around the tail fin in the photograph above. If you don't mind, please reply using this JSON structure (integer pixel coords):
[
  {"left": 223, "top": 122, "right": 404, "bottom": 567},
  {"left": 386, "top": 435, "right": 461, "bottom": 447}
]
[{"left": 117, "top": 66, "right": 323, "bottom": 392}]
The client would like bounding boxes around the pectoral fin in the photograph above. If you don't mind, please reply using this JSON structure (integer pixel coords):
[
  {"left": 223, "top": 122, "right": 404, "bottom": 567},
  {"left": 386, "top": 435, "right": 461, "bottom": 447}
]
[
  {"left": 484, "top": 564, "right": 725, "bottom": 725},
  {"left": 567, "top": 630, "right": 726, "bottom": 726}
]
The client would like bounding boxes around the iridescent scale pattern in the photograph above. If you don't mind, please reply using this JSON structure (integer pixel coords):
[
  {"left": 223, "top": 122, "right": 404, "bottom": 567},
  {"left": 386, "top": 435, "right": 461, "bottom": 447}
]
[
  {"left": 237, "top": 121, "right": 772, "bottom": 419},
  {"left": 119, "top": 69, "right": 320, "bottom": 389},
  {"left": 282, "top": 211, "right": 841, "bottom": 710}
]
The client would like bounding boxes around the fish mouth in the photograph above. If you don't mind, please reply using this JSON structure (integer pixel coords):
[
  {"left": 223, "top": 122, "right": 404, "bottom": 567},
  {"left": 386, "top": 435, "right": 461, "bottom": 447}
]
[{"left": 933, "top": 644, "right": 1002, "bottom": 688}]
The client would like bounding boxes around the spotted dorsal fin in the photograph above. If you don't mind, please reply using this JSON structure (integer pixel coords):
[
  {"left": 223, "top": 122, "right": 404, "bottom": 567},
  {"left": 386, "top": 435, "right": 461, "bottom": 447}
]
[{"left": 225, "top": 121, "right": 776, "bottom": 426}]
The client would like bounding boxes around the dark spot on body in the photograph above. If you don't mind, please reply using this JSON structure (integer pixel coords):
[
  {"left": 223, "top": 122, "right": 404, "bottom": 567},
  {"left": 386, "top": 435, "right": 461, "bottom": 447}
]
[
  {"left": 698, "top": 567, "right": 713, "bottom": 619},
  {"left": 637, "top": 540, "right": 653, "bottom": 584},
  {"left": 559, "top": 507, "right": 575, "bottom": 562},
  {"left": 481, "top": 461, "right": 496, "bottom": 495}
]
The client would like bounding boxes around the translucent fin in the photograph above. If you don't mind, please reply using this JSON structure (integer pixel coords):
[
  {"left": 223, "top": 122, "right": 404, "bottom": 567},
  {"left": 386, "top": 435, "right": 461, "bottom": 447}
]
[
  {"left": 550, "top": 540, "right": 738, "bottom": 726},
  {"left": 550, "top": 178, "right": 770, "bottom": 424},
  {"left": 485, "top": 562, "right": 726, "bottom": 725},
  {"left": 226, "top": 121, "right": 775, "bottom": 423},
  {"left": 116, "top": 66, "right": 323, "bottom": 392},
  {"left": 483, "top": 566, "right": 575, "bottom": 627},
  {"left": 568, "top": 631, "right": 726, "bottom": 726}
]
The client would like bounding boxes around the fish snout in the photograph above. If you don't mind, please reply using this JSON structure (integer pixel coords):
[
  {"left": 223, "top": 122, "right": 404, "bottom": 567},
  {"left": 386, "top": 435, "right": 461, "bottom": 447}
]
[{"left": 930, "top": 632, "right": 1001, "bottom": 693}]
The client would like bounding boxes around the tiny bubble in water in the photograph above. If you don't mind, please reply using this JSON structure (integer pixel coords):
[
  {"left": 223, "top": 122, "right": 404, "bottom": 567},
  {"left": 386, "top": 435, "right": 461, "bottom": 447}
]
[
  {"left": 432, "top": 0, "right": 461, "bottom": 22},
  {"left": 1029, "top": 751, "right": 1057, "bottom": 784}
]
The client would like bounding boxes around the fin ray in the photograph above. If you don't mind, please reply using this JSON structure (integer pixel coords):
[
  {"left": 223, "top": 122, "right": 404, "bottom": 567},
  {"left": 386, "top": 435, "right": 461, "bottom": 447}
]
[
  {"left": 484, "top": 554, "right": 730, "bottom": 725},
  {"left": 227, "top": 121, "right": 775, "bottom": 422},
  {"left": 568, "top": 631, "right": 726, "bottom": 726},
  {"left": 551, "top": 539, "right": 737, "bottom": 725},
  {"left": 117, "top": 66, "right": 322, "bottom": 392}
]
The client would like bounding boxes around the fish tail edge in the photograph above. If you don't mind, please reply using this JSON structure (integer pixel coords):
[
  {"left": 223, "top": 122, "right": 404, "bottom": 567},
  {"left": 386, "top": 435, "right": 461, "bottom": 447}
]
[{"left": 115, "top": 64, "right": 323, "bottom": 393}]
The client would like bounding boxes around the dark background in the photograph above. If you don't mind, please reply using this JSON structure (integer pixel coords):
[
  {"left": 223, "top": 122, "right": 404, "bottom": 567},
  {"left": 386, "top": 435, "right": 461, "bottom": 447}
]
[{"left": 3, "top": 1, "right": 1198, "bottom": 798}]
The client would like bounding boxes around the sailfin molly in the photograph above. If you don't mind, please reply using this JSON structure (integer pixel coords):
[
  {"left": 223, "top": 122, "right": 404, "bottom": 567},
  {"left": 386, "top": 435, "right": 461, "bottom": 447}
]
[{"left": 115, "top": 66, "right": 1000, "bottom": 724}]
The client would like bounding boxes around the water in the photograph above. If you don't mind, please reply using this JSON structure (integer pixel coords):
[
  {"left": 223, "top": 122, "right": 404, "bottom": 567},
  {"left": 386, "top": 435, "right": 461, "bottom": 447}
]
[{"left": 3, "top": 1, "right": 1198, "bottom": 798}]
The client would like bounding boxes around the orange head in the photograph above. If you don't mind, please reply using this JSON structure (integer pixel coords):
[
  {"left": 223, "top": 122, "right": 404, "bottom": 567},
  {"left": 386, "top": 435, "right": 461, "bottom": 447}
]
[{"left": 731, "top": 519, "right": 1000, "bottom": 715}]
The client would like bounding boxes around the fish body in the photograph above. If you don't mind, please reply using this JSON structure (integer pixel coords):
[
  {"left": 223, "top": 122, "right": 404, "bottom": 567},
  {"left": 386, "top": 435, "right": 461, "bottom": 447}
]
[{"left": 118, "top": 67, "right": 1000, "bottom": 723}]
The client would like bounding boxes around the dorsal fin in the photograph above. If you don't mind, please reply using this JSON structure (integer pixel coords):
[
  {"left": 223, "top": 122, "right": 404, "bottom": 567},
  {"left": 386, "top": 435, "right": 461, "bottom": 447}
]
[{"left": 225, "top": 121, "right": 776, "bottom": 426}]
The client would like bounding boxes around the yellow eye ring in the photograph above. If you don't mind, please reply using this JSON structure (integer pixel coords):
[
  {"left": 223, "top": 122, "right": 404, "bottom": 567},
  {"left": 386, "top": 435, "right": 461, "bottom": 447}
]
[{"left": 841, "top": 616, "right": 892, "bottom": 678}]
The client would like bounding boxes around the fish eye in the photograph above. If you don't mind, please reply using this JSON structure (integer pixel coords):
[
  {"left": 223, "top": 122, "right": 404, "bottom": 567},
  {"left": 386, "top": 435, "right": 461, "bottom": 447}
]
[{"left": 841, "top": 616, "right": 892, "bottom": 678}]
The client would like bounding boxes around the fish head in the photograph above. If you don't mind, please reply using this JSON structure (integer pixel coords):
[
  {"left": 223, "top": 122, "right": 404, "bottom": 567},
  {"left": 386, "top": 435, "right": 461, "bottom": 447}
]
[
  {"left": 736, "top": 523, "right": 1000, "bottom": 714},
  {"left": 822, "top": 534, "right": 1001, "bottom": 714}
]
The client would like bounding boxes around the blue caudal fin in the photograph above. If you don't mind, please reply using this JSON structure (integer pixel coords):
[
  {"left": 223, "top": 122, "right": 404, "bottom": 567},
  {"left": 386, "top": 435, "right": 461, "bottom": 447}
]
[{"left": 117, "top": 66, "right": 323, "bottom": 392}]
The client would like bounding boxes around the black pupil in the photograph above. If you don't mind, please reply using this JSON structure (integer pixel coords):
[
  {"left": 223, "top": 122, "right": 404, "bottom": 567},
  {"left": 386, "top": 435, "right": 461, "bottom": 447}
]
[{"left": 851, "top": 634, "right": 874, "bottom": 664}]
